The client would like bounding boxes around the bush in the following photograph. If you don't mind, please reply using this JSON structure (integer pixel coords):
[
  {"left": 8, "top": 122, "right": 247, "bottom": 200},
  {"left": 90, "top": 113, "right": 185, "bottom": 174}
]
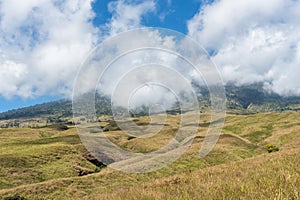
[
  {"left": 266, "top": 144, "right": 279, "bottom": 153},
  {"left": 4, "top": 194, "right": 26, "bottom": 200},
  {"left": 47, "top": 123, "right": 69, "bottom": 131}
]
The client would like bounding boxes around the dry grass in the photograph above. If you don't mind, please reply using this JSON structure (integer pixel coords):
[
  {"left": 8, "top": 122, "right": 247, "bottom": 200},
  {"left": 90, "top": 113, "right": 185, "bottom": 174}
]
[
  {"left": 0, "top": 112, "right": 300, "bottom": 199},
  {"left": 0, "top": 127, "right": 97, "bottom": 191},
  {"left": 94, "top": 147, "right": 300, "bottom": 200}
]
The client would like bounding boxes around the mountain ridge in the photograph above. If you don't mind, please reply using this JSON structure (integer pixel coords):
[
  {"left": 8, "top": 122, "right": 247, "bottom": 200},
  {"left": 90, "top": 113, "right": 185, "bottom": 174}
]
[{"left": 1, "top": 83, "right": 300, "bottom": 120}]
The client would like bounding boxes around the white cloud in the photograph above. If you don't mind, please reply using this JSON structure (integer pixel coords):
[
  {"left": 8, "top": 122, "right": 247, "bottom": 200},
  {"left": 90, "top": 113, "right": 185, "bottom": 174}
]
[
  {"left": 0, "top": 59, "right": 28, "bottom": 98},
  {"left": 0, "top": 0, "right": 98, "bottom": 99},
  {"left": 0, "top": 0, "right": 157, "bottom": 99},
  {"left": 107, "top": 0, "right": 155, "bottom": 35},
  {"left": 72, "top": 26, "right": 217, "bottom": 113},
  {"left": 188, "top": 0, "right": 300, "bottom": 95}
]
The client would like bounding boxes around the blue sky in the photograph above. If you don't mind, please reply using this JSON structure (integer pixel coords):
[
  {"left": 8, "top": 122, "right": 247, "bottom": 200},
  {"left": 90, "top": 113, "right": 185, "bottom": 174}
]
[
  {"left": 0, "top": 0, "right": 203, "bottom": 112},
  {"left": 0, "top": 0, "right": 300, "bottom": 112},
  {"left": 91, "top": 0, "right": 203, "bottom": 32}
]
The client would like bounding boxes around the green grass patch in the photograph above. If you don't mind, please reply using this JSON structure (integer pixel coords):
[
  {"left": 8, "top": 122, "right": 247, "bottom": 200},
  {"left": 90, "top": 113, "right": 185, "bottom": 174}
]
[{"left": 244, "top": 124, "right": 273, "bottom": 143}]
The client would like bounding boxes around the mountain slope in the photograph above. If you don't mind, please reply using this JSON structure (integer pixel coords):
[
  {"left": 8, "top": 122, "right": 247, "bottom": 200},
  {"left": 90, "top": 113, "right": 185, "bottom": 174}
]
[
  {"left": 1, "top": 83, "right": 300, "bottom": 120},
  {"left": 0, "top": 100, "right": 72, "bottom": 120}
]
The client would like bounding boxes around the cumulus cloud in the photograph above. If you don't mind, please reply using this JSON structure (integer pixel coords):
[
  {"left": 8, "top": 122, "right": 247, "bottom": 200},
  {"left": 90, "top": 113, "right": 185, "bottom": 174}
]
[
  {"left": 72, "top": 26, "right": 221, "bottom": 113},
  {"left": 0, "top": 0, "right": 157, "bottom": 99},
  {"left": 0, "top": 0, "right": 98, "bottom": 99},
  {"left": 188, "top": 0, "right": 300, "bottom": 95},
  {"left": 107, "top": 0, "right": 155, "bottom": 35}
]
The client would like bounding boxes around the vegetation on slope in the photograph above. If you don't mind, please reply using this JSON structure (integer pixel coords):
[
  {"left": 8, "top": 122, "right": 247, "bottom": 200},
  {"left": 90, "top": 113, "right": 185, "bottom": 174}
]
[
  {"left": 0, "top": 126, "right": 102, "bottom": 191},
  {"left": 1, "top": 84, "right": 300, "bottom": 121},
  {"left": 0, "top": 112, "right": 299, "bottom": 199}
]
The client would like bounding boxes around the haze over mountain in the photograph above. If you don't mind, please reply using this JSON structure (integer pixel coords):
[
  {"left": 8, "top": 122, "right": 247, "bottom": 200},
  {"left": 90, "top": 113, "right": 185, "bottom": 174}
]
[{"left": 1, "top": 83, "right": 299, "bottom": 120}]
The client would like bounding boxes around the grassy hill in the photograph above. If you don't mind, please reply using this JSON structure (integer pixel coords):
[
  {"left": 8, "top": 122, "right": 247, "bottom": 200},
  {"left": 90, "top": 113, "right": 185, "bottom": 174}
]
[{"left": 0, "top": 112, "right": 299, "bottom": 199}]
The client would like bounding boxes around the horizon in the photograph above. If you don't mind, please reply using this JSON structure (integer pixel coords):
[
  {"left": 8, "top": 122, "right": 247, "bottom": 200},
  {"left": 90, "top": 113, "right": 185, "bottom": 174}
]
[{"left": 2, "top": 82, "right": 300, "bottom": 115}]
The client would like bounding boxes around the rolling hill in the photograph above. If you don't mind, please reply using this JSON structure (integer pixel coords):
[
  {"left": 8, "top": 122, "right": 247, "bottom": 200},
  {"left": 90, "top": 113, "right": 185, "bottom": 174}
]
[{"left": 0, "top": 112, "right": 299, "bottom": 199}]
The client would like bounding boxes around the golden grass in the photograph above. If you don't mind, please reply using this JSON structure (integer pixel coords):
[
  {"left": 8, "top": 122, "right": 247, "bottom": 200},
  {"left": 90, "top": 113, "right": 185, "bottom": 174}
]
[
  {"left": 0, "top": 112, "right": 300, "bottom": 199},
  {"left": 94, "top": 147, "right": 300, "bottom": 200}
]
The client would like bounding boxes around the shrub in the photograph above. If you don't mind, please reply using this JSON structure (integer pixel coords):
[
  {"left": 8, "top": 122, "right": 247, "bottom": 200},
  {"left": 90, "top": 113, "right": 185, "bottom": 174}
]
[
  {"left": 4, "top": 194, "right": 26, "bottom": 200},
  {"left": 266, "top": 144, "right": 279, "bottom": 153},
  {"left": 47, "top": 123, "right": 69, "bottom": 131}
]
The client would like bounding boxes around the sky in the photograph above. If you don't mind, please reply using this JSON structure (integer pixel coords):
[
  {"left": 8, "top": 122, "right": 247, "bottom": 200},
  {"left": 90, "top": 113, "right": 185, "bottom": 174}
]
[{"left": 0, "top": 0, "right": 300, "bottom": 112}]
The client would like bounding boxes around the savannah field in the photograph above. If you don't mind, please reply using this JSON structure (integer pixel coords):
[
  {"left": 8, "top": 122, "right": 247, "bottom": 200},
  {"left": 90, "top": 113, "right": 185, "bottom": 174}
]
[{"left": 0, "top": 112, "right": 299, "bottom": 200}]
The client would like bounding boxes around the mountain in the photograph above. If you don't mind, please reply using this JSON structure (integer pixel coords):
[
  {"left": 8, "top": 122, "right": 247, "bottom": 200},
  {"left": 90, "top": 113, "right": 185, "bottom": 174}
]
[
  {"left": 225, "top": 83, "right": 300, "bottom": 113},
  {"left": 0, "top": 83, "right": 300, "bottom": 120},
  {"left": 0, "top": 85, "right": 299, "bottom": 199},
  {"left": 0, "top": 94, "right": 112, "bottom": 120},
  {"left": 0, "top": 99, "right": 72, "bottom": 120}
]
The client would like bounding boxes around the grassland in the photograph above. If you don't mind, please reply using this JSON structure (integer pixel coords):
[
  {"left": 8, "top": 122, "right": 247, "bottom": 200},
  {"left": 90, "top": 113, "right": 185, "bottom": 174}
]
[{"left": 0, "top": 112, "right": 299, "bottom": 199}]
